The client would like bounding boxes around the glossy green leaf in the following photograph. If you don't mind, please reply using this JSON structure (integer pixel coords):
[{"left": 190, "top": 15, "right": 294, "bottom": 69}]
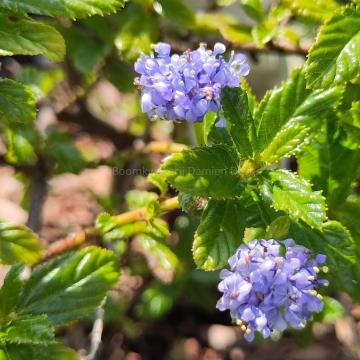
[
  {"left": 260, "top": 122, "right": 309, "bottom": 163},
  {"left": 261, "top": 170, "right": 327, "bottom": 228},
  {"left": 17, "top": 247, "right": 119, "bottom": 326},
  {"left": 0, "top": 14, "right": 65, "bottom": 61},
  {"left": 0, "top": 316, "right": 54, "bottom": 345},
  {"left": 0, "top": 220, "right": 43, "bottom": 265},
  {"left": 221, "top": 87, "right": 257, "bottom": 158},
  {"left": 156, "top": 0, "right": 195, "bottom": 28},
  {"left": 0, "top": 79, "right": 36, "bottom": 126},
  {"left": 0, "top": 0, "right": 124, "bottom": 18},
  {"left": 193, "top": 200, "right": 246, "bottom": 270},
  {"left": 254, "top": 68, "right": 342, "bottom": 152},
  {"left": 298, "top": 120, "right": 360, "bottom": 208},
  {"left": 1, "top": 343, "right": 79, "bottom": 360},
  {"left": 161, "top": 145, "right": 244, "bottom": 199},
  {"left": 306, "top": 6, "right": 360, "bottom": 89}
]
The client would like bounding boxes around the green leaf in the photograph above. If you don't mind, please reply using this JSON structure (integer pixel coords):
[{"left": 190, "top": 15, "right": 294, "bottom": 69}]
[
  {"left": 252, "top": 20, "right": 277, "bottom": 46},
  {"left": 61, "top": 27, "right": 110, "bottom": 74},
  {"left": 298, "top": 120, "right": 360, "bottom": 208},
  {"left": 193, "top": 200, "right": 246, "bottom": 270},
  {"left": 203, "top": 112, "right": 218, "bottom": 145},
  {"left": 283, "top": 0, "right": 338, "bottom": 22},
  {"left": 161, "top": 145, "right": 244, "bottom": 199},
  {"left": 0, "top": 14, "right": 65, "bottom": 61},
  {"left": 1, "top": 343, "right": 79, "bottom": 360},
  {"left": 0, "top": 0, "right": 125, "bottom": 18},
  {"left": 317, "top": 297, "right": 345, "bottom": 324},
  {"left": 156, "top": 0, "right": 195, "bottom": 29},
  {"left": 16, "top": 67, "right": 63, "bottom": 101},
  {"left": 265, "top": 216, "right": 290, "bottom": 240},
  {"left": 115, "top": 3, "right": 158, "bottom": 61},
  {"left": 221, "top": 87, "right": 257, "bottom": 158},
  {"left": 260, "top": 122, "right": 310, "bottom": 163},
  {"left": 0, "top": 315, "right": 54, "bottom": 345},
  {"left": 0, "top": 79, "right": 36, "bottom": 126},
  {"left": 125, "top": 190, "right": 159, "bottom": 210},
  {"left": 261, "top": 170, "right": 327, "bottom": 228},
  {"left": 147, "top": 172, "right": 168, "bottom": 195},
  {"left": 0, "top": 220, "right": 43, "bottom": 265},
  {"left": 240, "top": 0, "right": 265, "bottom": 22},
  {"left": 134, "top": 234, "right": 178, "bottom": 283},
  {"left": 306, "top": 6, "right": 360, "bottom": 89},
  {"left": 5, "top": 125, "right": 38, "bottom": 165},
  {"left": 254, "top": 68, "right": 342, "bottom": 152},
  {"left": 17, "top": 247, "right": 119, "bottom": 326},
  {"left": 219, "top": 24, "right": 253, "bottom": 45},
  {"left": 47, "top": 131, "right": 86, "bottom": 174},
  {"left": 289, "top": 220, "right": 358, "bottom": 300}
]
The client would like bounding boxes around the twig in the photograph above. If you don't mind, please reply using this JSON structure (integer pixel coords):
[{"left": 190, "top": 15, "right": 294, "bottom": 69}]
[
  {"left": 26, "top": 157, "right": 48, "bottom": 233},
  {"left": 87, "top": 302, "right": 105, "bottom": 360}
]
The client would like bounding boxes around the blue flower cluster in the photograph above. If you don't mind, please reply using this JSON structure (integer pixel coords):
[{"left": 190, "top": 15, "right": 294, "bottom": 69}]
[
  {"left": 217, "top": 239, "right": 329, "bottom": 341},
  {"left": 134, "top": 42, "right": 249, "bottom": 122}
]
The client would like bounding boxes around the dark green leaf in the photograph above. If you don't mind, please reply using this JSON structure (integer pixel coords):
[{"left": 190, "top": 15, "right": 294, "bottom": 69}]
[
  {"left": 261, "top": 169, "right": 327, "bottom": 228},
  {"left": 17, "top": 247, "right": 119, "bottom": 326},
  {"left": 161, "top": 145, "right": 244, "bottom": 199},
  {"left": 254, "top": 68, "right": 342, "bottom": 151},
  {"left": 193, "top": 200, "right": 246, "bottom": 270},
  {"left": 0, "top": 315, "right": 54, "bottom": 345},
  {"left": 306, "top": 6, "right": 360, "bottom": 89},
  {"left": 0, "top": 14, "right": 65, "bottom": 61},
  {"left": 0, "top": 220, "right": 43, "bottom": 265},
  {"left": 221, "top": 87, "right": 257, "bottom": 158},
  {"left": 1, "top": 343, "right": 79, "bottom": 360}
]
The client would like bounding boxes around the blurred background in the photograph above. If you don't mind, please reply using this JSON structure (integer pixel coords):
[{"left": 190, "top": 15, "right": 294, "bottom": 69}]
[{"left": 0, "top": 0, "right": 358, "bottom": 359}]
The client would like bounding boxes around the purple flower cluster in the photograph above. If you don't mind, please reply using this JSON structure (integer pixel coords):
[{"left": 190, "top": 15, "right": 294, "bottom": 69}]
[
  {"left": 217, "top": 239, "right": 329, "bottom": 341},
  {"left": 134, "top": 42, "right": 249, "bottom": 122}
]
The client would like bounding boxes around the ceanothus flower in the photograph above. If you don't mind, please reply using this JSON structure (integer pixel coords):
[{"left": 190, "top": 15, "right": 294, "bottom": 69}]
[
  {"left": 134, "top": 42, "right": 249, "bottom": 122},
  {"left": 217, "top": 239, "right": 329, "bottom": 341}
]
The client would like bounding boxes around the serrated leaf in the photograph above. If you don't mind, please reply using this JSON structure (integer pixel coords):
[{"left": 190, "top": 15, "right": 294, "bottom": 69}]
[
  {"left": 156, "top": 0, "right": 195, "bottom": 29},
  {"left": 161, "top": 145, "right": 244, "bottom": 199},
  {"left": 254, "top": 67, "right": 342, "bottom": 151},
  {"left": 134, "top": 234, "right": 178, "bottom": 283},
  {"left": 298, "top": 119, "right": 360, "bottom": 208},
  {"left": 221, "top": 87, "right": 257, "bottom": 158},
  {"left": 261, "top": 170, "right": 327, "bottom": 228},
  {"left": 147, "top": 172, "right": 168, "bottom": 195},
  {"left": 193, "top": 200, "right": 246, "bottom": 270},
  {"left": 0, "top": 220, "right": 43, "bottom": 265},
  {"left": 306, "top": 6, "right": 360, "bottom": 89},
  {"left": 17, "top": 247, "right": 119, "bottom": 326},
  {"left": 0, "top": 0, "right": 124, "bottom": 18},
  {"left": 1, "top": 343, "right": 79, "bottom": 360},
  {"left": 0, "top": 14, "right": 65, "bottom": 61},
  {"left": 0, "top": 79, "right": 36, "bottom": 126},
  {"left": 289, "top": 220, "right": 358, "bottom": 300},
  {"left": 260, "top": 123, "right": 310, "bottom": 163},
  {"left": 0, "top": 315, "right": 54, "bottom": 345}
]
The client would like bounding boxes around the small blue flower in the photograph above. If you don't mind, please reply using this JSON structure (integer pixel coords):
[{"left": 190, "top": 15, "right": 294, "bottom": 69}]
[
  {"left": 134, "top": 42, "right": 249, "bottom": 122},
  {"left": 217, "top": 239, "right": 329, "bottom": 341}
]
